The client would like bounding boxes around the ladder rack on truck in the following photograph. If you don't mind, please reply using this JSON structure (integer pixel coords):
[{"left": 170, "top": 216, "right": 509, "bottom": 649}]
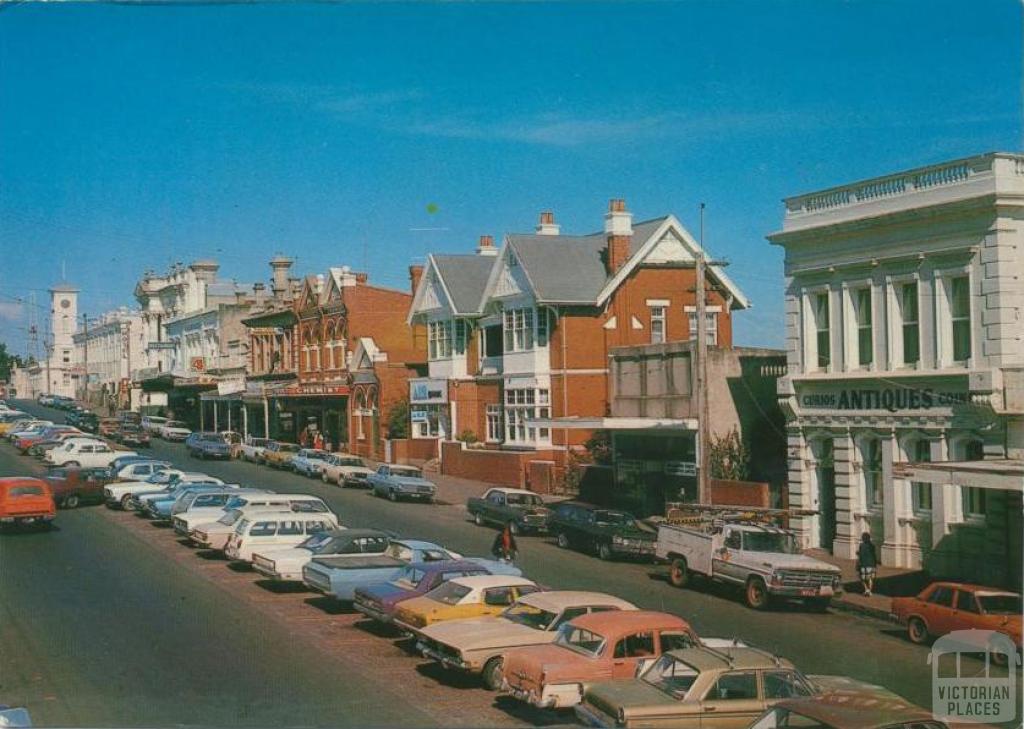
[{"left": 659, "top": 503, "right": 819, "bottom": 529}]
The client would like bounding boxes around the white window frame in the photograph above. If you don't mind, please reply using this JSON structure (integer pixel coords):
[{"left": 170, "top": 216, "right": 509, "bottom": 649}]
[
  {"left": 649, "top": 305, "right": 666, "bottom": 344},
  {"left": 502, "top": 387, "right": 550, "bottom": 446},
  {"left": 503, "top": 307, "right": 536, "bottom": 353},
  {"left": 885, "top": 273, "right": 921, "bottom": 370},
  {"left": 841, "top": 279, "right": 874, "bottom": 372},
  {"left": 485, "top": 404, "right": 502, "bottom": 443},
  {"left": 428, "top": 319, "right": 453, "bottom": 361},
  {"left": 684, "top": 306, "right": 719, "bottom": 346},
  {"left": 857, "top": 434, "right": 884, "bottom": 512},
  {"left": 801, "top": 285, "right": 833, "bottom": 373},
  {"left": 934, "top": 265, "right": 974, "bottom": 369}
]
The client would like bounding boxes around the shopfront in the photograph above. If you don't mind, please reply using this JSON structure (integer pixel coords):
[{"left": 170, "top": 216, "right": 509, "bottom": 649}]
[
  {"left": 409, "top": 378, "right": 450, "bottom": 440},
  {"left": 276, "top": 381, "right": 349, "bottom": 450}
]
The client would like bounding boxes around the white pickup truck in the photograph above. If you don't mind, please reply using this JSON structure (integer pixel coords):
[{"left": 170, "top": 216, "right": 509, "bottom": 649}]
[{"left": 656, "top": 520, "right": 842, "bottom": 611}]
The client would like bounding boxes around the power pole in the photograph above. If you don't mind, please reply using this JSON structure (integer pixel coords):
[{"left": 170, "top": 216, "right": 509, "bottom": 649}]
[
  {"left": 694, "top": 203, "right": 729, "bottom": 505},
  {"left": 81, "top": 313, "right": 90, "bottom": 403}
]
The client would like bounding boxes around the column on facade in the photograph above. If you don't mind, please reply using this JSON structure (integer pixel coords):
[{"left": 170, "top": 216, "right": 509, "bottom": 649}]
[
  {"left": 832, "top": 429, "right": 857, "bottom": 559},
  {"left": 881, "top": 429, "right": 916, "bottom": 567},
  {"left": 929, "top": 433, "right": 954, "bottom": 547},
  {"left": 786, "top": 428, "right": 811, "bottom": 547}
]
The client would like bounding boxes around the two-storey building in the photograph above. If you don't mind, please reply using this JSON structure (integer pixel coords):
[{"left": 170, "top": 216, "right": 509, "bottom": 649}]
[
  {"left": 408, "top": 200, "right": 750, "bottom": 489},
  {"left": 72, "top": 307, "right": 144, "bottom": 412},
  {"left": 770, "top": 152, "right": 1023, "bottom": 588}
]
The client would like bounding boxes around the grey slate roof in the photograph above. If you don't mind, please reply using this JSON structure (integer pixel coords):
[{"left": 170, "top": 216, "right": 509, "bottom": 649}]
[
  {"left": 507, "top": 216, "right": 668, "bottom": 304},
  {"left": 432, "top": 254, "right": 496, "bottom": 314}
]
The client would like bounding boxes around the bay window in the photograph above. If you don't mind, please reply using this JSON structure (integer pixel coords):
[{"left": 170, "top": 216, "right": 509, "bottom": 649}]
[
  {"left": 503, "top": 387, "right": 550, "bottom": 445},
  {"left": 503, "top": 308, "right": 535, "bottom": 352},
  {"left": 428, "top": 320, "right": 452, "bottom": 360}
]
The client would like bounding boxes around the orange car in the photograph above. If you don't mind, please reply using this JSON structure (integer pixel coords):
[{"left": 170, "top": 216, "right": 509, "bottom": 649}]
[
  {"left": 891, "top": 582, "right": 1022, "bottom": 648},
  {"left": 0, "top": 477, "right": 57, "bottom": 529}
]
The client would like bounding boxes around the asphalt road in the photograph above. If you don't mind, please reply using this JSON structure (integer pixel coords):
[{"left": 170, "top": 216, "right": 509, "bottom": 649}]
[{"left": 0, "top": 401, "right": 1008, "bottom": 727}]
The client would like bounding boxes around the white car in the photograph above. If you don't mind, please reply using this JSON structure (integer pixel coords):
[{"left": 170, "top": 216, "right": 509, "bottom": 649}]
[
  {"left": 45, "top": 438, "right": 132, "bottom": 468},
  {"left": 321, "top": 453, "right": 375, "bottom": 487},
  {"left": 184, "top": 495, "right": 333, "bottom": 548},
  {"left": 104, "top": 470, "right": 224, "bottom": 510},
  {"left": 290, "top": 449, "right": 332, "bottom": 477},
  {"left": 224, "top": 512, "right": 340, "bottom": 562},
  {"left": 238, "top": 438, "right": 273, "bottom": 463},
  {"left": 141, "top": 416, "right": 168, "bottom": 434},
  {"left": 111, "top": 460, "right": 172, "bottom": 482},
  {"left": 159, "top": 420, "right": 192, "bottom": 441}
]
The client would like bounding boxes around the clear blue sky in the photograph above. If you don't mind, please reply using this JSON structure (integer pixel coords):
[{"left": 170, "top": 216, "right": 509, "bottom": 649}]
[{"left": 0, "top": 0, "right": 1019, "bottom": 355}]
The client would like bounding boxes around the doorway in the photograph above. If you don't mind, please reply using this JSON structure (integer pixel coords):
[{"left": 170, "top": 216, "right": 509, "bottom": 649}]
[{"left": 812, "top": 438, "right": 836, "bottom": 550}]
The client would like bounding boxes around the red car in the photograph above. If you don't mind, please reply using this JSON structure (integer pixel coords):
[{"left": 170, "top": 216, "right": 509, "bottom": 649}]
[
  {"left": 43, "top": 466, "right": 114, "bottom": 509},
  {"left": 0, "top": 477, "right": 56, "bottom": 529},
  {"left": 891, "top": 582, "right": 1022, "bottom": 649}
]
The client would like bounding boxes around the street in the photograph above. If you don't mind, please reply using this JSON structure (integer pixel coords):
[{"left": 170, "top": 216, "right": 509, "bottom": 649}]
[{"left": 0, "top": 401, "right": 957, "bottom": 727}]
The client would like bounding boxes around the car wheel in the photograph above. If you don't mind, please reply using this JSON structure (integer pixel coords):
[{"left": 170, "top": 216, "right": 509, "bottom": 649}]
[
  {"left": 556, "top": 532, "right": 570, "bottom": 549},
  {"left": 907, "top": 617, "right": 929, "bottom": 645},
  {"left": 598, "top": 542, "right": 613, "bottom": 561},
  {"left": 64, "top": 494, "right": 80, "bottom": 509},
  {"left": 474, "top": 513, "right": 485, "bottom": 527},
  {"left": 669, "top": 557, "right": 689, "bottom": 588},
  {"left": 120, "top": 494, "right": 134, "bottom": 511},
  {"left": 481, "top": 657, "right": 504, "bottom": 691},
  {"left": 745, "top": 578, "right": 770, "bottom": 610},
  {"left": 388, "top": 489, "right": 398, "bottom": 502}
]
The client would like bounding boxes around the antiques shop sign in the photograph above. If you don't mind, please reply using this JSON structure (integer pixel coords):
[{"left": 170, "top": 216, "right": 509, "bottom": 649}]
[{"left": 800, "top": 386, "right": 969, "bottom": 413}]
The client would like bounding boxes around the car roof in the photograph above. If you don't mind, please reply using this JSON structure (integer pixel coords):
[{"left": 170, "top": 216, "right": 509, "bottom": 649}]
[
  {"left": 486, "top": 487, "right": 537, "bottom": 496},
  {"left": 773, "top": 690, "right": 930, "bottom": 728},
  {"left": 927, "top": 582, "right": 1021, "bottom": 596},
  {"left": 252, "top": 493, "right": 326, "bottom": 501},
  {"left": 448, "top": 575, "right": 536, "bottom": 589},
  {"left": 412, "top": 559, "right": 492, "bottom": 573},
  {"left": 338, "top": 528, "right": 391, "bottom": 539},
  {"left": 519, "top": 590, "right": 636, "bottom": 612},
  {"left": 398, "top": 539, "right": 446, "bottom": 550},
  {"left": 570, "top": 610, "right": 689, "bottom": 633},
  {"left": 664, "top": 645, "right": 794, "bottom": 671},
  {"left": 0, "top": 477, "right": 48, "bottom": 486}
]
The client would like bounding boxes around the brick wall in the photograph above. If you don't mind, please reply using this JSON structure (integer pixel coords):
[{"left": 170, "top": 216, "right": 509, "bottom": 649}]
[
  {"left": 441, "top": 440, "right": 556, "bottom": 488},
  {"left": 389, "top": 438, "right": 439, "bottom": 464},
  {"left": 709, "top": 478, "right": 771, "bottom": 508},
  {"left": 451, "top": 380, "right": 500, "bottom": 442}
]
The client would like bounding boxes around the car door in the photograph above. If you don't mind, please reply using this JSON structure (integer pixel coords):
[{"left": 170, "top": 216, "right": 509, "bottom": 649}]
[
  {"left": 487, "top": 490, "right": 506, "bottom": 521},
  {"left": 610, "top": 631, "right": 657, "bottom": 679},
  {"left": 951, "top": 588, "right": 983, "bottom": 633},
  {"left": 923, "top": 585, "right": 957, "bottom": 636},
  {"left": 698, "top": 670, "right": 763, "bottom": 728}
]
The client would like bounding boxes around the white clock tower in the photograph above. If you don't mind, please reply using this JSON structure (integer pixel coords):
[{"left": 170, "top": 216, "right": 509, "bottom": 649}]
[{"left": 48, "top": 284, "right": 79, "bottom": 397}]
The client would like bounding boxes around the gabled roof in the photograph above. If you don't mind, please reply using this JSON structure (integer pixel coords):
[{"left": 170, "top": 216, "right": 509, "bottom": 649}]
[{"left": 432, "top": 254, "right": 496, "bottom": 314}]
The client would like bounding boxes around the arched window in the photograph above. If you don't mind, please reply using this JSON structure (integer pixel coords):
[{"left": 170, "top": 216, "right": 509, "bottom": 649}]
[
  {"left": 900, "top": 435, "right": 933, "bottom": 515},
  {"left": 857, "top": 435, "right": 883, "bottom": 510}
]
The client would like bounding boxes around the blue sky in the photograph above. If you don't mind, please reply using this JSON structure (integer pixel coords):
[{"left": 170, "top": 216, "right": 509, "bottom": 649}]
[{"left": 0, "top": 0, "right": 1019, "bottom": 355}]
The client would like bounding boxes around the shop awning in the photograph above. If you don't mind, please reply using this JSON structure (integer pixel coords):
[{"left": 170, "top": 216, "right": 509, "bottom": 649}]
[
  {"left": 893, "top": 459, "right": 1024, "bottom": 492},
  {"left": 527, "top": 416, "right": 699, "bottom": 431}
]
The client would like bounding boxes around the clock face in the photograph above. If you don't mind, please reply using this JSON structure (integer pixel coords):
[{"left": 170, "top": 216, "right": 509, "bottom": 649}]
[{"left": 60, "top": 299, "right": 71, "bottom": 309}]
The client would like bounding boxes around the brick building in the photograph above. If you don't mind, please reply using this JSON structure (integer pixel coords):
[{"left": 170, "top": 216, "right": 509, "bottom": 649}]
[{"left": 407, "top": 200, "right": 750, "bottom": 489}]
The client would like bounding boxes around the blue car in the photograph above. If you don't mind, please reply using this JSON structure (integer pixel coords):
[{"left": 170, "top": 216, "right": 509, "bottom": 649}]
[
  {"left": 367, "top": 464, "right": 437, "bottom": 503},
  {"left": 185, "top": 432, "right": 232, "bottom": 460},
  {"left": 145, "top": 485, "right": 238, "bottom": 520}
]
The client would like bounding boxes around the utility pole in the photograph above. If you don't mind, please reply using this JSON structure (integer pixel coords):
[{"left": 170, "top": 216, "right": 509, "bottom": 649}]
[
  {"left": 81, "top": 313, "right": 90, "bottom": 403},
  {"left": 694, "top": 203, "right": 729, "bottom": 505}
]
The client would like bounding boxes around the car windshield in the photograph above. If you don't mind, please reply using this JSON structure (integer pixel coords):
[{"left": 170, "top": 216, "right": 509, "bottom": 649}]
[
  {"left": 553, "top": 622, "right": 606, "bottom": 657},
  {"left": 392, "top": 467, "right": 422, "bottom": 478},
  {"left": 167, "top": 422, "right": 187, "bottom": 429},
  {"left": 300, "top": 532, "right": 338, "bottom": 552},
  {"left": 234, "top": 519, "right": 250, "bottom": 534},
  {"left": 502, "top": 602, "right": 558, "bottom": 630},
  {"left": 749, "top": 707, "right": 834, "bottom": 729},
  {"left": 641, "top": 655, "right": 701, "bottom": 698},
  {"left": 337, "top": 458, "right": 364, "bottom": 467},
  {"left": 281, "top": 444, "right": 300, "bottom": 452},
  {"left": 978, "top": 594, "right": 1023, "bottom": 614},
  {"left": 742, "top": 532, "right": 800, "bottom": 554},
  {"left": 593, "top": 510, "right": 634, "bottom": 526},
  {"left": 218, "top": 510, "right": 243, "bottom": 526},
  {"left": 506, "top": 493, "right": 542, "bottom": 506},
  {"left": 305, "top": 450, "right": 329, "bottom": 460},
  {"left": 425, "top": 581, "right": 472, "bottom": 605}
]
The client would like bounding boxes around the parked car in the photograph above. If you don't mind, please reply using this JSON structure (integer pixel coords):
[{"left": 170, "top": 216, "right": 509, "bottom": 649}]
[
  {"left": 467, "top": 487, "right": 551, "bottom": 535},
  {"left": 891, "top": 582, "right": 1022, "bottom": 648},
  {"left": 0, "top": 477, "right": 56, "bottom": 529},
  {"left": 104, "top": 471, "right": 222, "bottom": 510},
  {"left": 14, "top": 425, "right": 78, "bottom": 452},
  {"left": 255, "top": 528, "right": 386, "bottom": 583},
  {"left": 143, "top": 484, "right": 239, "bottom": 521},
  {"left": 0, "top": 705, "right": 32, "bottom": 728},
  {"left": 320, "top": 453, "right": 374, "bottom": 487},
  {"left": 190, "top": 502, "right": 328, "bottom": 550},
  {"left": 262, "top": 441, "right": 300, "bottom": 469},
  {"left": 303, "top": 537, "right": 464, "bottom": 601},
  {"left": 393, "top": 575, "right": 542, "bottom": 633},
  {"left": 354, "top": 559, "right": 517, "bottom": 627},
  {"left": 501, "top": 610, "right": 699, "bottom": 709},
  {"left": 547, "top": 501, "right": 657, "bottom": 561},
  {"left": 186, "top": 432, "right": 232, "bottom": 460},
  {"left": 76, "top": 413, "right": 100, "bottom": 433},
  {"left": 368, "top": 464, "right": 437, "bottom": 503},
  {"left": 174, "top": 492, "right": 330, "bottom": 539},
  {"left": 110, "top": 459, "right": 172, "bottom": 482},
  {"left": 141, "top": 415, "right": 168, "bottom": 434},
  {"left": 130, "top": 478, "right": 232, "bottom": 514},
  {"left": 238, "top": 437, "right": 272, "bottom": 463},
  {"left": 575, "top": 645, "right": 819, "bottom": 728},
  {"left": 45, "top": 438, "right": 133, "bottom": 468},
  {"left": 416, "top": 591, "right": 636, "bottom": 690},
  {"left": 159, "top": 420, "right": 191, "bottom": 441},
  {"left": 224, "top": 511, "right": 340, "bottom": 563},
  {"left": 290, "top": 449, "right": 332, "bottom": 477},
  {"left": 44, "top": 466, "right": 115, "bottom": 508},
  {"left": 98, "top": 418, "right": 121, "bottom": 437},
  {"left": 656, "top": 518, "right": 842, "bottom": 610},
  {"left": 748, "top": 689, "right": 941, "bottom": 729},
  {"left": 29, "top": 432, "right": 86, "bottom": 458},
  {"left": 115, "top": 424, "right": 151, "bottom": 448}
]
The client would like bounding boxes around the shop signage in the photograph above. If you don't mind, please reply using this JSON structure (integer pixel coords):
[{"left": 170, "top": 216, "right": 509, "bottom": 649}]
[
  {"left": 799, "top": 386, "right": 969, "bottom": 413},
  {"left": 410, "top": 378, "right": 447, "bottom": 404},
  {"left": 279, "top": 383, "right": 350, "bottom": 396},
  {"left": 218, "top": 378, "right": 246, "bottom": 396}
]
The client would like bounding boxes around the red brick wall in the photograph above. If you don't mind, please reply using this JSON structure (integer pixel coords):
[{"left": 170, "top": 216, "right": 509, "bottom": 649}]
[
  {"left": 441, "top": 441, "right": 556, "bottom": 488},
  {"left": 709, "top": 478, "right": 770, "bottom": 508},
  {"left": 389, "top": 438, "right": 439, "bottom": 464},
  {"left": 451, "top": 380, "right": 500, "bottom": 442},
  {"left": 344, "top": 284, "right": 425, "bottom": 365}
]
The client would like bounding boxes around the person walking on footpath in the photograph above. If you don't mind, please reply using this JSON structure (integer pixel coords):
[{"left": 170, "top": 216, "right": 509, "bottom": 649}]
[
  {"left": 491, "top": 523, "right": 518, "bottom": 564},
  {"left": 857, "top": 532, "right": 878, "bottom": 597}
]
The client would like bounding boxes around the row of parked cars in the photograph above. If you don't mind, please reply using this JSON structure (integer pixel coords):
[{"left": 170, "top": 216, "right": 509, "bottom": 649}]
[{"left": 4, "top": 440, "right": 959, "bottom": 729}]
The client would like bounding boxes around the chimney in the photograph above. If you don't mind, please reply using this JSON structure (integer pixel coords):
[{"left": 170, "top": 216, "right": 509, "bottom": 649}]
[
  {"left": 288, "top": 277, "right": 302, "bottom": 299},
  {"left": 253, "top": 282, "right": 267, "bottom": 307},
  {"left": 409, "top": 264, "right": 425, "bottom": 294},
  {"left": 476, "top": 234, "right": 498, "bottom": 257},
  {"left": 604, "top": 198, "right": 633, "bottom": 274},
  {"left": 234, "top": 289, "right": 248, "bottom": 306},
  {"left": 355, "top": 272, "right": 368, "bottom": 284},
  {"left": 536, "top": 211, "right": 560, "bottom": 236},
  {"left": 270, "top": 256, "right": 294, "bottom": 298}
]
